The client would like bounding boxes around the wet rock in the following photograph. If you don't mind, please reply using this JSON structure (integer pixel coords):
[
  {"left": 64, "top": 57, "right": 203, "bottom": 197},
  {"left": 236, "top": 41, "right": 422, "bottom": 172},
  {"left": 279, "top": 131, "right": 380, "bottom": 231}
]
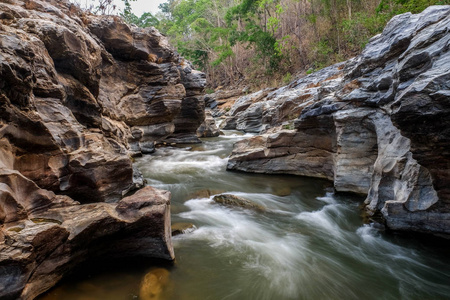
[
  {"left": 197, "top": 110, "right": 221, "bottom": 137},
  {"left": 213, "top": 194, "right": 265, "bottom": 212},
  {"left": 171, "top": 223, "right": 196, "bottom": 236},
  {"left": 228, "top": 6, "right": 450, "bottom": 235},
  {"left": 273, "top": 186, "right": 292, "bottom": 197},
  {"left": 219, "top": 89, "right": 272, "bottom": 131},
  {"left": 166, "top": 61, "right": 206, "bottom": 143},
  {"left": 228, "top": 124, "right": 336, "bottom": 180},
  {"left": 168, "top": 97, "right": 205, "bottom": 143}
]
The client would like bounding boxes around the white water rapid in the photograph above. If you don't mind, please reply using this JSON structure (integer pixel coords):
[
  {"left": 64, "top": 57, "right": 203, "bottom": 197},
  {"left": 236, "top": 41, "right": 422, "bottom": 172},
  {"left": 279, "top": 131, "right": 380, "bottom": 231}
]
[{"left": 41, "top": 131, "right": 450, "bottom": 300}]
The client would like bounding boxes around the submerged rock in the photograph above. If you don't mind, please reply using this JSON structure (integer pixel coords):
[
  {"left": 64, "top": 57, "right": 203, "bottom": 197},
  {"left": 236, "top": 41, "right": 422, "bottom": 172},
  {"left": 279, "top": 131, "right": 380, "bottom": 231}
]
[
  {"left": 228, "top": 6, "right": 450, "bottom": 236},
  {"left": 213, "top": 194, "right": 266, "bottom": 212},
  {"left": 139, "top": 268, "right": 170, "bottom": 300},
  {"left": 171, "top": 223, "right": 197, "bottom": 236}
]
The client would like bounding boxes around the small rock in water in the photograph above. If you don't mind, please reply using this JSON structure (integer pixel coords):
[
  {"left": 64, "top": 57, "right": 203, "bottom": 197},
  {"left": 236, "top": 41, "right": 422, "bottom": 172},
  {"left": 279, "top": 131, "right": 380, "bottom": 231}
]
[
  {"left": 171, "top": 223, "right": 196, "bottom": 236},
  {"left": 213, "top": 194, "right": 265, "bottom": 212},
  {"left": 189, "top": 189, "right": 225, "bottom": 199},
  {"left": 273, "top": 186, "right": 292, "bottom": 196},
  {"left": 139, "top": 268, "right": 170, "bottom": 300}
]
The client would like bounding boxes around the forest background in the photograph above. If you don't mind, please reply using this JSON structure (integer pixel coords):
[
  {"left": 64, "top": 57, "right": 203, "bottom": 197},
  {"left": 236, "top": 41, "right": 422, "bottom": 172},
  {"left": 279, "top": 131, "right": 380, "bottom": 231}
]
[{"left": 92, "top": 0, "right": 450, "bottom": 90}]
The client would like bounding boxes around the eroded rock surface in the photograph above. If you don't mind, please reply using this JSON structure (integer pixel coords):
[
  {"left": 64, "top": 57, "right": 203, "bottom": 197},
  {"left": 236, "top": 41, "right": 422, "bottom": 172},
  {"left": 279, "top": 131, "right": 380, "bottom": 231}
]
[
  {"left": 197, "top": 110, "right": 221, "bottom": 138},
  {"left": 0, "top": 0, "right": 205, "bottom": 298},
  {"left": 228, "top": 6, "right": 450, "bottom": 235},
  {"left": 0, "top": 186, "right": 173, "bottom": 300}
]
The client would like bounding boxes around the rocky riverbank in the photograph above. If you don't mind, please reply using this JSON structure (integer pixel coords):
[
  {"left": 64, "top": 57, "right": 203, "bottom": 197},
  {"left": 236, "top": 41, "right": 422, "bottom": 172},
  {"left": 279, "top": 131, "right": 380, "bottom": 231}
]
[
  {"left": 224, "top": 6, "right": 450, "bottom": 236},
  {"left": 0, "top": 0, "right": 207, "bottom": 298}
]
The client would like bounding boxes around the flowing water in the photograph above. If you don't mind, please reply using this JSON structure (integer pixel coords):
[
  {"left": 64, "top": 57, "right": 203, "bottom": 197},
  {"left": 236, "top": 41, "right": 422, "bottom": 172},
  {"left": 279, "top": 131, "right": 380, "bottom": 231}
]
[{"left": 41, "top": 131, "right": 450, "bottom": 300}]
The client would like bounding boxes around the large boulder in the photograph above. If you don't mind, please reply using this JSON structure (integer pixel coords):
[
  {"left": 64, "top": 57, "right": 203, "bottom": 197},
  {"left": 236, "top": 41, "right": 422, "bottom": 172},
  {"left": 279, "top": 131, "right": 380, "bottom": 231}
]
[
  {"left": 0, "top": 186, "right": 173, "bottom": 300},
  {"left": 228, "top": 6, "right": 450, "bottom": 235}
]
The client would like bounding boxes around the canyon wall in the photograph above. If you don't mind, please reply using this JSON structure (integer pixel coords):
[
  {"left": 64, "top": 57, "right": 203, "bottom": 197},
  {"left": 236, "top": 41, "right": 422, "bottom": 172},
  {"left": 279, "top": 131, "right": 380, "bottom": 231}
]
[
  {"left": 0, "top": 0, "right": 205, "bottom": 298},
  {"left": 226, "top": 6, "right": 450, "bottom": 236}
]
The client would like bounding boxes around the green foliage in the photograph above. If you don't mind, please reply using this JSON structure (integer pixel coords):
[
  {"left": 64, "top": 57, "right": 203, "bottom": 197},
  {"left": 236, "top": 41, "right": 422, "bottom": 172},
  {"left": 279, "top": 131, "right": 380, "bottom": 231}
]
[
  {"left": 227, "top": 0, "right": 283, "bottom": 71},
  {"left": 283, "top": 72, "right": 292, "bottom": 84},
  {"left": 122, "top": 11, "right": 160, "bottom": 27},
  {"left": 212, "top": 46, "right": 234, "bottom": 67},
  {"left": 341, "top": 12, "right": 389, "bottom": 53},
  {"left": 378, "top": 0, "right": 450, "bottom": 14},
  {"left": 120, "top": 0, "right": 159, "bottom": 27},
  {"left": 310, "top": 39, "right": 334, "bottom": 70},
  {"left": 282, "top": 122, "right": 295, "bottom": 130},
  {"left": 126, "top": 0, "right": 450, "bottom": 88}
]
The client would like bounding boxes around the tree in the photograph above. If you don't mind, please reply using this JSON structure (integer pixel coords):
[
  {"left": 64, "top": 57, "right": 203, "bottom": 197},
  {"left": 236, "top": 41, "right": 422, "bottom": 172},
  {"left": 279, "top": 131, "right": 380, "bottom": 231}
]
[{"left": 146, "top": 0, "right": 450, "bottom": 89}]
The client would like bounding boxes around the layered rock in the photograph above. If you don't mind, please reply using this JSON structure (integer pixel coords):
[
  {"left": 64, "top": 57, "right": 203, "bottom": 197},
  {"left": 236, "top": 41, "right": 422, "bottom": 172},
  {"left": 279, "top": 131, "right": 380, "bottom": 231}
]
[
  {"left": 166, "top": 60, "right": 206, "bottom": 143},
  {"left": 228, "top": 6, "right": 450, "bottom": 235},
  {"left": 220, "top": 65, "right": 344, "bottom": 133},
  {"left": 0, "top": 186, "right": 173, "bottom": 300},
  {"left": 197, "top": 110, "right": 221, "bottom": 138},
  {"left": 0, "top": 0, "right": 205, "bottom": 297},
  {"left": 205, "top": 88, "right": 248, "bottom": 117}
]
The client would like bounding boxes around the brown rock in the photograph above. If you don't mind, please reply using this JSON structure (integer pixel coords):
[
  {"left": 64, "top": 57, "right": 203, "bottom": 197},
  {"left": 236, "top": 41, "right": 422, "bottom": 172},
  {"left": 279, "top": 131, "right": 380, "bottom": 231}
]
[
  {"left": 197, "top": 110, "right": 221, "bottom": 138},
  {"left": 171, "top": 222, "right": 196, "bottom": 236},
  {"left": 139, "top": 268, "right": 170, "bottom": 300},
  {"left": 0, "top": 186, "right": 174, "bottom": 300},
  {"left": 213, "top": 194, "right": 265, "bottom": 212},
  {"left": 0, "top": 0, "right": 208, "bottom": 298}
]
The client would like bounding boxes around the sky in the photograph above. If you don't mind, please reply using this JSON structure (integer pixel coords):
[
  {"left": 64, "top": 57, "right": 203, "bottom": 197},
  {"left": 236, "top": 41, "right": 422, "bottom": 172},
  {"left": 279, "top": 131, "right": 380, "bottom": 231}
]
[
  {"left": 73, "top": 0, "right": 166, "bottom": 16},
  {"left": 125, "top": 0, "right": 166, "bottom": 16}
]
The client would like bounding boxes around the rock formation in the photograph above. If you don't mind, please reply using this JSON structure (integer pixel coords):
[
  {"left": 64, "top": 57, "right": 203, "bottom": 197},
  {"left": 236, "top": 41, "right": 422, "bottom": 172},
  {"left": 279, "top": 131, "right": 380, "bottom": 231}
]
[
  {"left": 0, "top": 0, "right": 205, "bottom": 298},
  {"left": 0, "top": 186, "right": 173, "bottom": 300},
  {"left": 197, "top": 110, "right": 221, "bottom": 137},
  {"left": 227, "top": 6, "right": 450, "bottom": 236}
]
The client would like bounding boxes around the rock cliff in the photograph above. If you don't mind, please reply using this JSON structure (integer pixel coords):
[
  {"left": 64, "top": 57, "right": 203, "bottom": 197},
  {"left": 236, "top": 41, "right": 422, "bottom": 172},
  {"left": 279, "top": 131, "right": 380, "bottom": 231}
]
[
  {"left": 227, "top": 6, "right": 450, "bottom": 236},
  {"left": 0, "top": 0, "right": 205, "bottom": 298}
]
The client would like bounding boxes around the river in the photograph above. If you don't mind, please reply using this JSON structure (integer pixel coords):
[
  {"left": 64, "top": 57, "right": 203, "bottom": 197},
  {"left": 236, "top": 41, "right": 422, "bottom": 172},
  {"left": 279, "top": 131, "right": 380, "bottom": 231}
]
[{"left": 41, "top": 131, "right": 450, "bottom": 300}]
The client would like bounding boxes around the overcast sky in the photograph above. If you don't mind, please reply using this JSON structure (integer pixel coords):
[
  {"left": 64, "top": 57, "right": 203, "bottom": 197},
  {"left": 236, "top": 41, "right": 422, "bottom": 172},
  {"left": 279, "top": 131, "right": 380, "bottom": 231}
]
[
  {"left": 125, "top": 0, "right": 166, "bottom": 16},
  {"left": 74, "top": 0, "right": 166, "bottom": 16}
]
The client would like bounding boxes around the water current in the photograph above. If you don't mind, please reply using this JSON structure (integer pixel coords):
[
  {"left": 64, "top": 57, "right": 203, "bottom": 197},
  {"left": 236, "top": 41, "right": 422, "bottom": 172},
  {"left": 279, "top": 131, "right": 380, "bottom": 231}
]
[{"left": 41, "top": 131, "right": 450, "bottom": 300}]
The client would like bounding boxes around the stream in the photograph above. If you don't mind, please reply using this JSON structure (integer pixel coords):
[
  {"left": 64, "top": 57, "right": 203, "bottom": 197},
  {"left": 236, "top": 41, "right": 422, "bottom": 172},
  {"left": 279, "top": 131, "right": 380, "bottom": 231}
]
[{"left": 41, "top": 131, "right": 450, "bottom": 300}]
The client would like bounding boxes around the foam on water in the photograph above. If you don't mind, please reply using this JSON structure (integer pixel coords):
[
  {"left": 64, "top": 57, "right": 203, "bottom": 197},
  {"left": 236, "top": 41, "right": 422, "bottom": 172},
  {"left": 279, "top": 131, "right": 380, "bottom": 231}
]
[
  {"left": 177, "top": 196, "right": 309, "bottom": 298},
  {"left": 175, "top": 185, "right": 450, "bottom": 299},
  {"left": 138, "top": 133, "right": 450, "bottom": 299}
]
